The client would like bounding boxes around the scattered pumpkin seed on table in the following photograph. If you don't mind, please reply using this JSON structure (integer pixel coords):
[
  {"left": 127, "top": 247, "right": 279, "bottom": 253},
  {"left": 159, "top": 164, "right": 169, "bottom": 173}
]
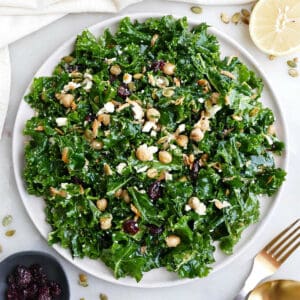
[
  {"left": 268, "top": 55, "right": 276, "bottom": 60},
  {"left": 100, "top": 293, "right": 108, "bottom": 300},
  {"left": 288, "top": 69, "right": 299, "bottom": 77},
  {"left": 287, "top": 60, "right": 297, "bottom": 68},
  {"left": 191, "top": 6, "right": 202, "bottom": 14},
  {"left": 2, "top": 215, "right": 13, "bottom": 227},
  {"left": 241, "top": 8, "right": 251, "bottom": 17},
  {"left": 231, "top": 12, "right": 241, "bottom": 24},
  {"left": 78, "top": 273, "right": 88, "bottom": 287},
  {"left": 220, "top": 12, "right": 230, "bottom": 24},
  {"left": 5, "top": 230, "right": 16, "bottom": 237}
]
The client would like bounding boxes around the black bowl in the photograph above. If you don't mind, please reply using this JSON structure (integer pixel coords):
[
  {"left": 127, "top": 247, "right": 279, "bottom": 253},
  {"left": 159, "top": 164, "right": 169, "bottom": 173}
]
[{"left": 0, "top": 251, "right": 70, "bottom": 299}]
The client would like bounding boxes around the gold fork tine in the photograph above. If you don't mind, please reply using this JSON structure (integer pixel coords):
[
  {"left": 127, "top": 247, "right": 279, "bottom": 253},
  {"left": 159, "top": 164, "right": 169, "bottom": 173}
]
[
  {"left": 280, "top": 241, "right": 300, "bottom": 263},
  {"left": 273, "top": 232, "right": 300, "bottom": 258},
  {"left": 264, "top": 219, "right": 299, "bottom": 252}
]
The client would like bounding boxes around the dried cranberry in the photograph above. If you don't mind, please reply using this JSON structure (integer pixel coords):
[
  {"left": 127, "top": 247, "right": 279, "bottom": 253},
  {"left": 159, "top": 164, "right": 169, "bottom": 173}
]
[
  {"left": 148, "top": 180, "right": 163, "bottom": 200},
  {"left": 109, "top": 74, "right": 117, "bottom": 83},
  {"left": 15, "top": 265, "right": 32, "bottom": 287},
  {"left": 49, "top": 281, "right": 62, "bottom": 297},
  {"left": 190, "top": 159, "right": 200, "bottom": 182},
  {"left": 38, "top": 286, "right": 51, "bottom": 300},
  {"left": 123, "top": 220, "right": 139, "bottom": 234},
  {"left": 150, "top": 60, "right": 165, "bottom": 72},
  {"left": 84, "top": 112, "right": 96, "bottom": 122},
  {"left": 71, "top": 176, "right": 84, "bottom": 185},
  {"left": 148, "top": 224, "right": 163, "bottom": 235},
  {"left": 26, "top": 282, "right": 39, "bottom": 298},
  {"left": 117, "top": 85, "right": 131, "bottom": 99},
  {"left": 6, "top": 286, "right": 19, "bottom": 300},
  {"left": 29, "top": 264, "right": 47, "bottom": 282}
]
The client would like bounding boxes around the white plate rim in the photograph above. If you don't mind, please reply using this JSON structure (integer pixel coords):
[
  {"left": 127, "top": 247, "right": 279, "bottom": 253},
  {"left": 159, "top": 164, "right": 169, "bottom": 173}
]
[
  {"left": 174, "top": 0, "right": 254, "bottom": 5},
  {"left": 12, "top": 12, "right": 288, "bottom": 288}
]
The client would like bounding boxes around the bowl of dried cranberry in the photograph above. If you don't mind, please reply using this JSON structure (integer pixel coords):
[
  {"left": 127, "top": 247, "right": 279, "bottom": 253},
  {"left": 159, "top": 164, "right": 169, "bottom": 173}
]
[{"left": 0, "top": 251, "right": 70, "bottom": 300}]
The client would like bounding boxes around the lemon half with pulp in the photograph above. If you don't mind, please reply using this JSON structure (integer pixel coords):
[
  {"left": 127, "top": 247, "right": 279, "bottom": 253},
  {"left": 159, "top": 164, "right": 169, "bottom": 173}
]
[{"left": 249, "top": 0, "right": 300, "bottom": 56}]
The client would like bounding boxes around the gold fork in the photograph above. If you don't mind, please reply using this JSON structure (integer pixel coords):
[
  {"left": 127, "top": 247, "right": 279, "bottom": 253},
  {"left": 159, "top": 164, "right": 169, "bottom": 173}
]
[{"left": 234, "top": 219, "right": 300, "bottom": 300}]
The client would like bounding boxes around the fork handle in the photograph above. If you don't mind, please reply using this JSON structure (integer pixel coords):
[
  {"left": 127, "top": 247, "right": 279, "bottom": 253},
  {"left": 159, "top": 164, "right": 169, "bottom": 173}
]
[{"left": 233, "top": 285, "right": 251, "bottom": 300}]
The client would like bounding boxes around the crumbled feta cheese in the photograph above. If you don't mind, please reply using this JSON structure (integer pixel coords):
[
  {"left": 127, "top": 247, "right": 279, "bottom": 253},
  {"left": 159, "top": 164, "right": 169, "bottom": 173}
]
[
  {"left": 150, "top": 130, "right": 157, "bottom": 137},
  {"left": 164, "top": 172, "right": 173, "bottom": 181},
  {"left": 212, "top": 199, "right": 231, "bottom": 209},
  {"left": 117, "top": 49, "right": 123, "bottom": 55},
  {"left": 104, "top": 57, "right": 116, "bottom": 64},
  {"left": 195, "top": 202, "right": 207, "bottom": 215},
  {"left": 116, "top": 162, "right": 127, "bottom": 175},
  {"left": 142, "top": 121, "right": 156, "bottom": 133},
  {"left": 148, "top": 146, "right": 158, "bottom": 154},
  {"left": 185, "top": 204, "right": 192, "bottom": 211},
  {"left": 84, "top": 73, "right": 93, "bottom": 81},
  {"left": 123, "top": 73, "right": 132, "bottom": 84},
  {"left": 263, "top": 134, "right": 274, "bottom": 145},
  {"left": 60, "top": 183, "right": 68, "bottom": 189},
  {"left": 198, "top": 97, "right": 205, "bottom": 103},
  {"left": 177, "top": 124, "right": 186, "bottom": 133},
  {"left": 130, "top": 102, "right": 144, "bottom": 120},
  {"left": 169, "top": 144, "right": 177, "bottom": 150},
  {"left": 63, "top": 81, "right": 80, "bottom": 92},
  {"left": 97, "top": 102, "right": 115, "bottom": 115},
  {"left": 55, "top": 117, "right": 68, "bottom": 127},
  {"left": 135, "top": 165, "right": 149, "bottom": 173}
]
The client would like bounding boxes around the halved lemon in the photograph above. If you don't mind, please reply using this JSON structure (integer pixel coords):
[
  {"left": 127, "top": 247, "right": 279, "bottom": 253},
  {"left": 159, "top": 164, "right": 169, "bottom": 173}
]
[{"left": 249, "top": 0, "right": 300, "bottom": 56}]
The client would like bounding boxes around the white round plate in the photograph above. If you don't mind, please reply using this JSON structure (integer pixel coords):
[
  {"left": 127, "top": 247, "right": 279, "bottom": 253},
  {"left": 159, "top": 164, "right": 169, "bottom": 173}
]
[
  {"left": 13, "top": 13, "right": 287, "bottom": 288},
  {"left": 172, "top": 0, "right": 254, "bottom": 5}
]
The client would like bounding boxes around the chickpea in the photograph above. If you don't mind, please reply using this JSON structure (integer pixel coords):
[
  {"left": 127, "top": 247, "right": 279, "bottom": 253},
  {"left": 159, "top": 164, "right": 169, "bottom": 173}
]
[
  {"left": 146, "top": 108, "right": 160, "bottom": 122},
  {"left": 165, "top": 235, "right": 181, "bottom": 248},
  {"left": 158, "top": 151, "right": 172, "bottom": 164},
  {"left": 190, "top": 128, "right": 204, "bottom": 142},
  {"left": 96, "top": 198, "right": 108, "bottom": 212},
  {"left": 176, "top": 135, "right": 188, "bottom": 148},
  {"left": 147, "top": 168, "right": 158, "bottom": 179},
  {"left": 121, "top": 189, "right": 131, "bottom": 203},
  {"left": 136, "top": 144, "right": 152, "bottom": 161},
  {"left": 60, "top": 93, "right": 74, "bottom": 108},
  {"left": 162, "top": 62, "right": 176, "bottom": 76},
  {"left": 188, "top": 197, "right": 206, "bottom": 215},
  {"left": 104, "top": 163, "right": 113, "bottom": 175},
  {"left": 100, "top": 214, "right": 113, "bottom": 230},
  {"left": 110, "top": 64, "right": 121, "bottom": 76},
  {"left": 91, "top": 140, "right": 103, "bottom": 150},
  {"left": 97, "top": 113, "right": 110, "bottom": 126}
]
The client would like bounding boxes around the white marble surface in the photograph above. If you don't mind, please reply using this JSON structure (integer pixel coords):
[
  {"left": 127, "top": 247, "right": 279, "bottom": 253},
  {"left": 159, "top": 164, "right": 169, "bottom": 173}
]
[{"left": 1, "top": 0, "right": 300, "bottom": 299}]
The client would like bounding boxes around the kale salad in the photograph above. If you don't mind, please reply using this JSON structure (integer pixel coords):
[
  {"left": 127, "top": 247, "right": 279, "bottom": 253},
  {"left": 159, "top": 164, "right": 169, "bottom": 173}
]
[{"left": 23, "top": 16, "right": 286, "bottom": 281}]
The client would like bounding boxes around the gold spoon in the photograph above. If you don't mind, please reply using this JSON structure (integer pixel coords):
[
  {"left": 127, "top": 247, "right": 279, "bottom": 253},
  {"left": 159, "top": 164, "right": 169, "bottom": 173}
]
[{"left": 248, "top": 280, "right": 300, "bottom": 300}]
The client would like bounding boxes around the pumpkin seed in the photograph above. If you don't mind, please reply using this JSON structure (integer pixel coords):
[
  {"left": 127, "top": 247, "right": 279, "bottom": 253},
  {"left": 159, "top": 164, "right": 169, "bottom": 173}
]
[
  {"left": 191, "top": 6, "right": 202, "bottom": 14},
  {"left": 268, "top": 54, "right": 276, "bottom": 60},
  {"left": 231, "top": 12, "right": 241, "bottom": 25},
  {"left": 2, "top": 215, "right": 13, "bottom": 227},
  {"left": 288, "top": 68, "right": 299, "bottom": 77},
  {"left": 78, "top": 273, "right": 88, "bottom": 287},
  {"left": 155, "top": 76, "right": 169, "bottom": 88},
  {"left": 241, "top": 16, "right": 250, "bottom": 25},
  {"left": 5, "top": 230, "right": 16, "bottom": 237},
  {"left": 220, "top": 13, "right": 230, "bottom": 24},
  {"left": 241, "top": 9, "right": 250, "bottom": 17},
  {"left": 162, "top": 88, "right": 175, "bottom": 98},
  {"left": 100, "top": 293, "right": 108, "bottom": 300},
  {"left": 287, "top": 60, "right": 297, "bottom": 68},
  {"left": 63, "top": 56, "right": 74, "bottom": 63}
]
